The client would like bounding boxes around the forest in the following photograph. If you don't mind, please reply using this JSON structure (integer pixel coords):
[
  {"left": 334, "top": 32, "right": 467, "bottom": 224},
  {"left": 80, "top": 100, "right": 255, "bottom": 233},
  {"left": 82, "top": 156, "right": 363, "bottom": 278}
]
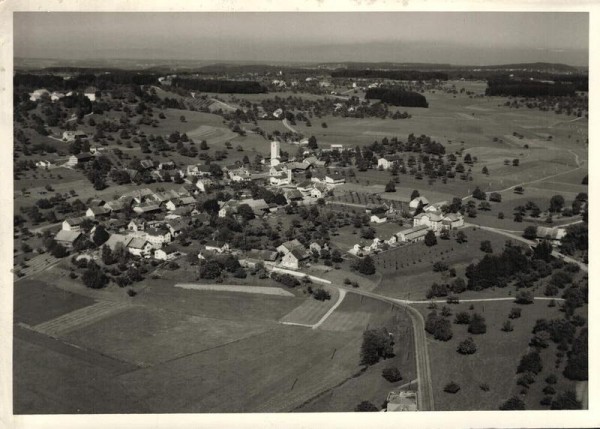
[{"left": 365, "top": 87, "right": 429, "bottom": 107}]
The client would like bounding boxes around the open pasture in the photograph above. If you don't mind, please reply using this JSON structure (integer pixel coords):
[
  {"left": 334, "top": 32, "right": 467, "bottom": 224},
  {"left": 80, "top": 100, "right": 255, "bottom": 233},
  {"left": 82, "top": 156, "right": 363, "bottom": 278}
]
[{"left": 412, "top": 299, "right": 584, "bottom": 410}]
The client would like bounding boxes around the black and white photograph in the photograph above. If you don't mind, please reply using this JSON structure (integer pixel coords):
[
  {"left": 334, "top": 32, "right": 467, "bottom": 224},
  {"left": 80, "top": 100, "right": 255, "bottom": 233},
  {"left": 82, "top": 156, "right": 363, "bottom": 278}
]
[{"left": 2, "top": 2, "right": 596, "bottom": 428}]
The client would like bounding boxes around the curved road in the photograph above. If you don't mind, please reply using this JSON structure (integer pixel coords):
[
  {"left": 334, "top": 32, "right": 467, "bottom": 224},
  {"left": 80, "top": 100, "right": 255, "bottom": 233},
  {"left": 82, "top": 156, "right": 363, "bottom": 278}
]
[{"left": 336, "top": 285, "right": 435, "bottom": 411}]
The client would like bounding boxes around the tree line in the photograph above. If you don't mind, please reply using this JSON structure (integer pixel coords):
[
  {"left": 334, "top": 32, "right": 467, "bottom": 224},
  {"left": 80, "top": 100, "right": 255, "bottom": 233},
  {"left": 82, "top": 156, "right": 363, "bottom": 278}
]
[
  {"left": 365, "top": 87, "right": 429, "bottom": 108},
  {"left": 331, "top": 69, "right": 448, "bottom": 81}
]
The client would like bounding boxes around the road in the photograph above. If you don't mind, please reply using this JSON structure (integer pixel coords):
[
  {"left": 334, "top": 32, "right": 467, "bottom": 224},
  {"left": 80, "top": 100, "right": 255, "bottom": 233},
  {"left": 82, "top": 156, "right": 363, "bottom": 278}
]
[
  {"left": 336, "top": 285, "right": 435, "bottom": 411},
  {"left": 282, "top": 118, "right": 299, "bottom": 134}
]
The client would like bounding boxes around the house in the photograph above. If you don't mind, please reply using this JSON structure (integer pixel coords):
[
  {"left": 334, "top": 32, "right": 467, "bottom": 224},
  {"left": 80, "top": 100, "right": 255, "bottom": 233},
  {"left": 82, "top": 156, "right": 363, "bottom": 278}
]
[
  {"left": 165, "top": 196, "right": 196, "bottom": 211},
  {"left": 86, "top": 206, "right": 111, "bottom": 219},
  {"left": 310, "top": 184, "right": 328, "bottom": 199},
  {"left": 280, "top": 248, "right": 309, "bottom": 270},
  {"left": 297, "top": 181, "right": 314, "bottom": 193},
  {"left": 285, "top": 189, "right": 303, "bottom": 201},
  {"left": 127, "top": 238, "right": 153, "bottom": 257},
  {"left": 139, "top": 159, "right": 154, "bottom": 170},
  {"left": 409, "top": 196, "right": 430, "bottom": 212},
  {"left": 84, "top": 87, "right": 98, "bottom": 101},
  {"left": 29, "top": 88, "right": 50, "bottom": 102},
  {"left": 396, "top": 225, "right": 429, "bottom": 243},
  {"left": 277, "top": 239, "right": 310, "bottom": 260},
  {"left": 62, "top": 217, "right": 86, "bottom": 231},
  {"left": 325, "top": 174, "right": 346, "bottom": 185},
  {"left": 377, "top": 155, "right": 400, "bottom": 170},
  {"left": 218, "top": 200, "right": 239, "bottom": 218},
  {"left": 120, "top": 188, "right": 155, "bottom": 204},
  {"left": 133, "top": 203, "right": 161, "bottom": 215},
  {"left": 104, "top": 233, "right": 132, "bottom": 251},
  {"left": 145, "top": 227, "right": 172, "bottom": 248},
  {"left": 159, "top": 161, "right": 176, "bottom": 170},
  {"left": 239, "top": 198, "right": 271, "bottom": 216},
  {"left": 228, "top": 167, "right": 251, "bottom": 182},
  {"left": 165, "top": 219, "right": 188, "bottom": 237},
  {"left": 196, "top": 178, "right": 213, "bottom": 193},
  {"left": 154, "top": 246, "right": 181, "bottom": 261},
  {"left": 67, "top": 152, "right": 94, "bottom": 166},
  {"left": 330, "top": 144, "right": 344, "bottom": 152},
  {"left": 413, "top": 211, "right": 444, "bottom": 231},
  {"left": 128, "top": 219, "right": 146, "bottom": 232},
  {"left": 270, "top": 170, "right": 292, "bottom": 186},
  {"left": 370, "top": 214, "right": 387, "bottom": 224},
  {"left": 536, "top": 226, "right": 567, "bottom": 243},
  {"left": 309, "top": 242, "right": 327, "bottom": 254},
  {"left": 287, "top": 162, "right": 311, "bottom": 172},
  {"left": 204, "top": 241, "right": 230, "bottom": 254},
  {"left": 103, "top": 200, "right": 126, "bottom": 213},
  {"left": 442, "top": 213, "right": 464, "bottom": 230},
  {"left": 386, "top": 390, "right": 418, "bottom": 412},
  {"left": 186, "top": 164, "right": 212, "bottom": 177},
  {"left": 35, "top": 160, "right": 54, "bottom": 169},
  {"left": 62, "top": 130, "right": 88, "bottom": 142},
  {"left": 54, "top": 230, "right": 83, "bottom": 249}
]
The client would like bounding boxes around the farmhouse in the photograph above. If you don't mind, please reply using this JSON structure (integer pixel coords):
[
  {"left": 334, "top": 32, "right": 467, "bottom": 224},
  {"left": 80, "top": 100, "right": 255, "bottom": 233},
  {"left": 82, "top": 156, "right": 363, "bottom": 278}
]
[
  {"left": 127, "top": 219, "right": 146, "bottom": 232},
  {"left": 154, "top": 246, "right": 181, "bottom": 261},
  {"left": 536, "top": 226, "right": 567, "bottom": 244},
  {"left": 54, "top": 230, "right": 83, "bottom": 249},
  {"left": 103, "top": 200, "right": 125, "bottom": 212},
  {"left": 62, "top": 217, "right": 86, "bottom": 231},
  {"left": 442, "top": 213, "right": 465, "bottom": 230},
  {"left": 195, "top": 178, "right": 213, "bottom": 193},
  {"left": 145, "top": 227, "right": 172, "bottom": 247},
  {"left": 370, "top": 214, "right": 387, "bottom": 224},
  {"left": 413, "top": 212, "right": 444, "bottom": 231},
  {"left": 127, "top": 238, "right": 153, "bottom": 257},
  {"left": 409, "top": 196, "right": 430, "bottom": 213},
  {"left": 396, "top": 225, "right": 429, "bottom": 243},
  {"left": 62, "top": 130, "right": 88, "bottom": 142},
  {"left": 280, "top": 248, "right": 309, "bottom": 270},
  {"left": 377, "top": 155, "right": 400, "bottom": 170},
  {"left": 67, "top": 152, "right": 94, "bottom": 166},
  {"left": 85, "top": 206, "right": 111, "bottom": 219},
  {"left": 204, "top": 241, "right": 230, "bottom": 254}
]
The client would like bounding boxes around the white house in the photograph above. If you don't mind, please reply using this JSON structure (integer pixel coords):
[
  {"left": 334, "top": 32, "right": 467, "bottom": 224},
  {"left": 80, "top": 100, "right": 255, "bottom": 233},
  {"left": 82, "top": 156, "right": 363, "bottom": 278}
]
[
  {"left": 396, "top": 225, "right": 429, "bottom": 243},
  {"left": 154, "top": 246, "right": 181, "bottom": 261},
  {"left": 377, "top": 155, "right": 400, "bottom": 170},
  {"left": 127, "top": 238, "right": 153, "bottom": 257},
  {"left": 86, "top": 206, "right": 111, "bottom": 219},
  {"left": 62, "top": 130, "right": 88, "bottom": 142},
  {"left": 370, "top": 214, "right": 387, "bottom": 224},
  {"left": 196, "top": 178, "right": 213, "bottom": 193},
  {"left": 204, "top": 241, "right": 230, "bottom": 254},
  {"left": 62, "top": 217, "right": 86, "bottom": 231},
  {"left": 145, "top": 228, "right": 172, "bottom": 248},
  {"left": 409, "top": 196, "right": 430, "bottom": 212},
  {"left": 413, "top": 212, "right": 444, "bottom": 231},
  {"left": 442, "top": 213, "right": 465, "bottom": 230}
]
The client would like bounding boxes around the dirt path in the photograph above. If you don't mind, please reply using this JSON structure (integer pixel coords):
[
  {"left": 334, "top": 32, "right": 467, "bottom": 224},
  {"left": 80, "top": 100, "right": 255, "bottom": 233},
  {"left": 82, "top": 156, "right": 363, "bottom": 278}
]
[
  {"left": 312, "top": 288, "right": 347, "bottom": 329},
  {"left": 282, "top": 118, "right": 299, "bottom": 134}
]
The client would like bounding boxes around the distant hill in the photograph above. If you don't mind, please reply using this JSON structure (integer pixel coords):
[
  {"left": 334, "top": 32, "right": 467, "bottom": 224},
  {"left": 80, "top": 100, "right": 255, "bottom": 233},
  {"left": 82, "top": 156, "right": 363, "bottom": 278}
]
[{"left": 474, "top": 62, "right": 581, "bottom": 72}]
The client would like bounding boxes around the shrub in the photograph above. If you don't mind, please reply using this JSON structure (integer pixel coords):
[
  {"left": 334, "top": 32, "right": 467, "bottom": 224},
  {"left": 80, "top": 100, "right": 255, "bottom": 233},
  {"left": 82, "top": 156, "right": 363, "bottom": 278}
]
[
  {"left": 509, "top": 307, "right": 522, "bottom": 319},
  {"left": 444, "top": 382, "right": 461, "bottom": 394},
  {"left": 382, "top": 367, "right": 403, "bottom": 383},
  {"left": 425, "top": 311, "right": 453, "bottom": 341},
  {"left": 545, "top": 374, "right": 557, "bottom": 385},
  {"left": 517, "top": 372, "right": 536, "bottom": 387},
  {"left": 543, "top": 386, "right": 556, "bottom": 395},
  {"left": 457, "top": 337, "right": 477, "bottom": 355},
  {"left": 355, "top": 401, "right": 378, "bottom": 412},
  {"left": 515, "top": 291, "right": 534, "bottom": 305},
  {"left": 499, "top": 396, "right": 525, "bottom": 410},
  {"left": 517, "top": 351, "right": 543, "bottom": 374},
  {"left": 313, "top": 287, "right": 331, "bottom": 301},
  {"left": 127, "top": 289, "right": 137, "bottom": 297},
  {"left": 479, "top": 383, "right": 490, "bottom": 392},
  {"left": 502, "top": 320, "right": 514, "bottom": 332},
  {"left": 551, "top": 391, "right": 581, "bottom": 410},
  {"left": 454, "top": 312, "right": 471, "bottom": 325}
]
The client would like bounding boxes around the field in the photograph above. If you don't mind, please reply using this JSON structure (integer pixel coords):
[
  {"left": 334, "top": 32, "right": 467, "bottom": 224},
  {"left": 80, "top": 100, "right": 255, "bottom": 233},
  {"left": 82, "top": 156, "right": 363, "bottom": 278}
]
[
  {"left": 13, "top": 270, "right": 416, "bottom": 413},
  {"left": 297, "top": 293, "right": 417, "bottom": 412},
  {"left": 412, "top": 300, "right": 585, "bottom": 410},
  {"left": 373, "top": 227, "right": 515, "bottom": 300}
]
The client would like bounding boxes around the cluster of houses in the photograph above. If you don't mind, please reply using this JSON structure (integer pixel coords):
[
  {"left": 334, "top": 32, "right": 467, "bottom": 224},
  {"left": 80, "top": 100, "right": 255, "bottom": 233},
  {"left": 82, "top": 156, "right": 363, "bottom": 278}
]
[
  {"left": 349, "top": 197, "right": 466, "bottom": 257},
  {"left": 29, "top": 87, "right": 98, "bottom": 103}
]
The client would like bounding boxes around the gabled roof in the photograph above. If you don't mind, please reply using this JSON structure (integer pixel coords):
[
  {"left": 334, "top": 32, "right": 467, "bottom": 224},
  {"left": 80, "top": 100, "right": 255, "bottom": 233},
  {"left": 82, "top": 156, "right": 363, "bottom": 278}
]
[
  {"left": 55, "top": 230, "right": 82, "bottom": 243},
  {"left": 105, "top": 234, "right": 132, "bottom": 250},
  {"left": 88, "top": 206, "right": 111, "bottom": 216},
  {"left": 64, "top": 216, "right": 86, "bottom": 226},
  {"left": 128, "top": 237, "right": 149, "bottom": 249}
]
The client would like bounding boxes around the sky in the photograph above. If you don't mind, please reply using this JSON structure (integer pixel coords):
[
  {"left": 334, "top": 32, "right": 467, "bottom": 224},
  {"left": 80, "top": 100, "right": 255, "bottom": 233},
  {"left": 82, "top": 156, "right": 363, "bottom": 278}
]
[{"left": 14, "top": 12, "right": 589, "bottom": 66}]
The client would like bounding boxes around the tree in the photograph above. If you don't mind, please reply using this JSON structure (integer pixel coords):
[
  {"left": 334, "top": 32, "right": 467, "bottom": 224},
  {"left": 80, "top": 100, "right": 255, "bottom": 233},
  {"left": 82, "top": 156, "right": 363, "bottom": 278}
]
[
  {"left": 425, "top": 311, "right": 453, "bottom": 341},
  {"left": 515, "top": 290, "right": 534, "bottom": 305},
  {"left": 424, "top": 230, "right": 437, "bottom": 247},
  {"left": 92, "top": 225, "right": 109, "bottom": 246},
  {"left": 468, "top": 313, "right": 487, "bottom": 335},
  {"left": 472, "top": 187, "right": 486, "bottom": 200},
  {"left": 517, "top": 351, "right": 543, "bottom": 374},
  {"left": 499, "top": 396, "right": 525, "bottom": 410},
  {"left": 385, "top": 181, "right": 396, "bottom": 192},
  {"left": 82, "top": 262, "right": 108, "bottom": 289},
  {"left": 307, "top": 135, "right": 318, "bottom": 149},
  {"left": 512, "top": 158, "right": 520, "bottom": 167},
  {"left": 489, "top": 192, "right": 502, "bottom": 202},
  {"left": 482, "top": 166, "right": 489, "bottom": 175},
  {"left": 480, "top": 240, "right": 493, "bottom": 253},
  {"left": 454, "top": 311, "right": 471, "bottom": 324},
  {"left": 355, "top": 401, "right": 378, "bottom": 412},
  {"left": 237, "top": 204, "right": 255, "bottom": 221},
  {"left": 549, "top": 195, "right": 565, "bottom": 213},
  {"left": 199, "top": 259, "right": 222, "bottom": 279},
  {"left": 360, "top": 328, "right": 394, "bottom": 365},
  {"left": 456, "top": 231, "right": 467, "bottom": 243},
  {"left": 410, "top": 189, "right": 420, "bottom": 200},
  {"left": 355, "top": 255, "right": 376, "bottom": 275},
  {"left": 382, "top": 367, "right": 403, "bottom": 382},
  {"left": 563, "top": 328, "right": 587, "bottom": 381},
  {"left": 502, "top": 320, "right": 514, "bottom": 332},
  {"left": 200, "top": 140, "right": 209, "bottom": 150},
  {"left": 444, "top": 382, "right": 461, "bottom": 393},
  {"left": 457, "top": 337, "right": 477, "bottom": 354},
  {"left": 523, "top": 226, "right": 538, "bottom": 240},
  {"left": 514, "top": 186, "right": 524, "bottom": 195},
  {"left": 313, "top": 288, "right": 331, "bottom": 301},
  {"left": 532, "top": 240, "right": 553, "bottom": 262}
]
